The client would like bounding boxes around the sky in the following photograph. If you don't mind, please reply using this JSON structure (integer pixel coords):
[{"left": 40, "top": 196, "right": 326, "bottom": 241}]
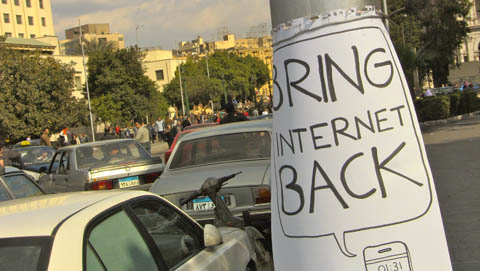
[{"left": 51, "top": 0, "right": 272, "bottom": 50}]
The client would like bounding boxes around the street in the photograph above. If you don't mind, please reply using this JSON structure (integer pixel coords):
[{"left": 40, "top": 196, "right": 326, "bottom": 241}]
[{"left": 423, "top": 115, "right": 480, "bottom": 271}]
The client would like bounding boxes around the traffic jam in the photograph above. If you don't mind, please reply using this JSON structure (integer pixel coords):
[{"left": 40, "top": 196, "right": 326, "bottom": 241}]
[{"left": 0, "top": 119, "right": 274, "bottom": 271}]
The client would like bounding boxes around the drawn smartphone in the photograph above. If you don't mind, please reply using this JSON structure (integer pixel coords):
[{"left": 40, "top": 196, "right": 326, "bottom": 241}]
[{"left": 364, "top": 241, "right": 413, "bottom": 271}]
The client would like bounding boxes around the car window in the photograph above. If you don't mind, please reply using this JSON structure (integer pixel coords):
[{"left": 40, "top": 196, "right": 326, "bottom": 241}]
[
  {"left": 132, "top": 201, "right": 204, "bottom": 269},
  {"left": 49, "top": 152, "right": 62, "bottom": 173},
  {"left": 86, "top": 210, "right": 158, "bottom": 271},
  {"left": 3, "top": 174, "right": 43, "bottom": 199},
  {"left": 76, "top": 141, "right": 151, "bottom": 169},
  {"left": 0, "top": 183, "right": 11, "bottom": 201},
  {"left": 0, "top": 237, "right": 50, "bottom": 271},
  {"left": 18, "top": 147, "right": 55, "bottom": 165},
  {"left": 58, "top": 152, "right": 70, "bottom": 174},
  {"left": 170, "top": 131, "right": 271, "bottom": 169}
]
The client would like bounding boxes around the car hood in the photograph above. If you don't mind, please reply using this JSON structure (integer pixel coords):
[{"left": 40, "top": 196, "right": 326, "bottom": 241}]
[{"left": 150, "top": 160, "right": 270, "bottom": 196}]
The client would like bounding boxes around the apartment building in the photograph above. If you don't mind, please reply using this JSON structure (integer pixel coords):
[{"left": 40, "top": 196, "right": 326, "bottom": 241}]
[
  {"left": 0, "top": 0, "right": 54, "bottom": 39},
  {"left": 60, "top": 23, "right": 125, "bottom": 55},
  {"left": 142, "top": 48, "right": 186, "bottom": 93}
]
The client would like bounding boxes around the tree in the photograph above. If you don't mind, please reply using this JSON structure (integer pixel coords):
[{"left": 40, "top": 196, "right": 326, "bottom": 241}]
[
  {"left": 67, "top": 37, "right": 116, "bottom": 55},
  {"left": 0, "top": 46, "right": 88, "bottom": 141},
  {"left": 86, "top": 47, "right": 168, "bottom": 124},
  {"left": 418, "top": 0, "right": 471, "bottom": 87},
  {"left": 388, "top": 0, "right": 471, "bottom": 88},
  {"left": 163, "top": 51, "right": 270, "bottom": 109}
]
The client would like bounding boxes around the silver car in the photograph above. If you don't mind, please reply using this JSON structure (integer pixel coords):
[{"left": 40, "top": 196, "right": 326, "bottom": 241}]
[
  {"left": 39, "top": 139, "right": 164, "bottom": 193},
  {"left": 150, "top": 120, "right": 271, "bottom": 230}
]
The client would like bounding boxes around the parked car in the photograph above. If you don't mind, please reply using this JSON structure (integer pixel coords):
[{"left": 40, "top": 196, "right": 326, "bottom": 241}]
[
  {"left": 150, "top": 120, "right": 272, "bottom": 231},
  {"left": 0, "top": 190, "right": 257, "bottom": 270},
  {"left": 165, "top": 123, "right": 218, "bottom": 164},
  {"left": 12, "top": 145, "right": 56, "bottom": 180},
  {"left": 38, "top": 139, "right": 164, "bottom": 193},
  {"left": 0, "top": 167, "right": 44, "bottom": 201}
]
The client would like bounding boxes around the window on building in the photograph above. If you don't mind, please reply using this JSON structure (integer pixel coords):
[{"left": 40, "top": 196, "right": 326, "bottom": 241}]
[
  {"left": 5, "top": 32, "right": 12, "bottom": 37},
  {"left": 18, "top": 33, "right": 24, "bottom": 38},
  {"left": 1, "top": 0, "right": 6, "bottom": 4},
  {"left": 41, "top": 17, "right": 45, "bottom": 26},
  {"left": 38, "top": 0, "right": 43, "bottom": 8},
  {"left": 464, "top": 56, "right": 469, "bottom": 62},
  {"left": 28, "top": 16, "right": 33, "bottom": 25},
  {"left": 26, "top": 0, "right": 30, "bottom": 7},
  {"left": 30, "top": 34, "right": 35, "bottom": 38},
  {"left": 155, "top": 70, "right": 164, "bottom": 81},
  {"left": 3, "top": 13, "right": 9, "bottom": 23},
  {"left": 14, "top": 0, "right": 18, "bottom": 5},
  {"left": 16, "top": 15, "right": 22, "bottom": 24}
]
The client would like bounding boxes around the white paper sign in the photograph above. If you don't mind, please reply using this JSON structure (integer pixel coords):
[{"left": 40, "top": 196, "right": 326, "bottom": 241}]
[{"left": 271, "top": 14, "right": 452, "bottom": 270}]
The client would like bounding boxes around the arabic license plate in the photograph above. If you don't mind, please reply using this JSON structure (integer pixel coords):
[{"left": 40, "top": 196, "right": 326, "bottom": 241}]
[
  {"left": 192, "top": 196, "right": 232, "bottom": 212},
  {"left": 119, "top": 176, "right": 140, "bottom": 188}
]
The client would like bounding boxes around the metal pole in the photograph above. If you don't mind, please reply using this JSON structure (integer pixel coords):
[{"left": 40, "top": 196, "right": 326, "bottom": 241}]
[
  {"left": 178, "top": 62, "right": 186, "bottom": 116},
  {"left": 382, "top": 0, "right": 389, "bottom": 32},
  {"left": 270, "top": 0, "right": 381, "bottom": 27},
  {"left": 205, "top": 55, "right": 210, "bottom": 78},
  {"left": 79, "top": 20, "right": 96, "bottom": 142}
]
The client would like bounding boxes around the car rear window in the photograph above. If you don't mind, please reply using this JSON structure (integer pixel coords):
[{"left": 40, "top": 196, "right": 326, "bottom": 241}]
[
  {"left": 0, "top": 237, "right": 51, "bottom": 271},
  {"left": 76, "top": 141, "right": 151, "bottom": 169},
  {"left": 169, "top": 131, "right": 270, "bottom": 169},
  {"left": 3, "top": 174, "right": 43, "bottom": 199}
]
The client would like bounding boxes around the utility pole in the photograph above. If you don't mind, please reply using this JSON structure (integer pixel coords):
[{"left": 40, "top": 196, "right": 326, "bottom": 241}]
[
  {"left": 79, "top": 20, "right": 96, "bottom": 142},
  {"left": 269, "top": 0, "right": 451, "bottom": 270},
  {"left": 178, "top": 62, "right": 186, "bottom": 116}
]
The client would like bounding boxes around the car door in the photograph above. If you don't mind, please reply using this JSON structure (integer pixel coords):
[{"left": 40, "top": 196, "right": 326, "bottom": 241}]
[
  {"left": 52, "top": 151, "right": 71, "bottom": 192},
  {"left": 129, "top": 199, "right": 247, "bottom": 271}
]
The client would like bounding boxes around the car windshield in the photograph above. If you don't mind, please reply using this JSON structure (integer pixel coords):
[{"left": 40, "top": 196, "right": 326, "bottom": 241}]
[
  {"left": 18, "top": 147, "right": 55, "bottom": 165},
  {"left": 169, "top": 131, "right": 270, "bottom": 169},
  {"left": 76, "top": 140, "right": 151, "bottom": 169},
  {"left": 0, "top": 237, "right": 51, "bottom": 271}
]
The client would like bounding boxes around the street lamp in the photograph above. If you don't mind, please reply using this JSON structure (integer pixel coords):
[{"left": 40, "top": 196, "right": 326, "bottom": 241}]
[{"left": 78, "top": 19, "right": 96, "bottom": 142}]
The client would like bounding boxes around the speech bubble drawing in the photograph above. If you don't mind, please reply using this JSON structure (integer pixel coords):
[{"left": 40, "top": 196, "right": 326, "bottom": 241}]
[{"left": 271, "top": 22, "right": 433, "bottom": 257}]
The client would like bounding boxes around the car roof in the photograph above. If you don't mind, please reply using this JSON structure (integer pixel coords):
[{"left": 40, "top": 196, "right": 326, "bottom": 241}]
[
  {"left": 57, "top": 138, "right": 137, "bottom": 151},
  {"left": 180, "top": 119, "right": 272, "bottom": 142},
  {"left": 0, "top": 190, "right": 152, "bottom": 238}
]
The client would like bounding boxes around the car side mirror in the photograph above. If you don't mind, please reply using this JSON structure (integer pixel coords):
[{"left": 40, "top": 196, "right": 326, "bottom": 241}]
[
  {"left": 39, "top": 166, "right": 47, "bottom": 174},
  {"left": 204, "top": 224, "right": 222, "bottom": 247}
]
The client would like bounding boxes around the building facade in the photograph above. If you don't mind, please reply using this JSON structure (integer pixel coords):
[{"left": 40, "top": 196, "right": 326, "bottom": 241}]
[
  {"left": 0, "top": 0, "right": 54, "bottom": 39},
  {"left": 449, "top": 0, "right": 480, "bottom": 84},
  {"left": 142, "top": 48, "right": 186, "bottom": 93},
  {"left": 60, "top": 24, "right": 125, "bottom": 55}
]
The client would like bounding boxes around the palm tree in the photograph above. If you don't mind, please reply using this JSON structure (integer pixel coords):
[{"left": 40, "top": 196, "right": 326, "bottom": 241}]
[{"left": 67, "top": 37, "right": 116, "bottom": 55}]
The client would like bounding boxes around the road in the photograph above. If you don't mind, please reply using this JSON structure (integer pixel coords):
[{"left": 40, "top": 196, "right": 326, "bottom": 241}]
[
  {"left": 423, "top": 115, "right": 480, "bottom": 271},
  {"left": 150, "top": 141, "right": 169, "bottom": 162}
]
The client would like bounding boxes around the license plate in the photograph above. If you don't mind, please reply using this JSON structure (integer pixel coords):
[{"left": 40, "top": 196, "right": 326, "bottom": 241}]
[
  {"left": 192, "top": 196, "right": 232, "bottom": 212},
  {"left": 118, "top": 176, "right": 140, "bottom": 188}
]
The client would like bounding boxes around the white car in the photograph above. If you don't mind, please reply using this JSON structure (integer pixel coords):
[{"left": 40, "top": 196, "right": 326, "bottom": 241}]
[{"left": 0, "top": 190, "right": 256, "bottom": 271}]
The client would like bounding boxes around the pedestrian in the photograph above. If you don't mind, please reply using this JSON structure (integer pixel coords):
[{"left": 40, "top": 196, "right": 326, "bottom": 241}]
[
  {"left": 135, "top": 121, "right": 151, "bottom": 153},
  {"left": 102, "top": 127, "right": 116, "bottom": 140},
  {"left": 147, "top": 123, "right": 156, "bottom": 143},
  {"left": 182, "top": 116, "right": 191, "bottom": 130},
  {"left": 79, "top": 132, "right": 89, "bottom": 143},
  {"left": 155, "top": 117, "right": 165, "bottom": 142},
  {"left": 40, "top": 128, "right": 52, "bottom": 147},
  {"left": 220, "top": 103, "right": 248, "bottom": 124},
  {"left": 262, "top": 108, "right": 269, "bottom": 115},
  {"left": 164, "top": 123, "right": 175, "bottom": 148}
]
